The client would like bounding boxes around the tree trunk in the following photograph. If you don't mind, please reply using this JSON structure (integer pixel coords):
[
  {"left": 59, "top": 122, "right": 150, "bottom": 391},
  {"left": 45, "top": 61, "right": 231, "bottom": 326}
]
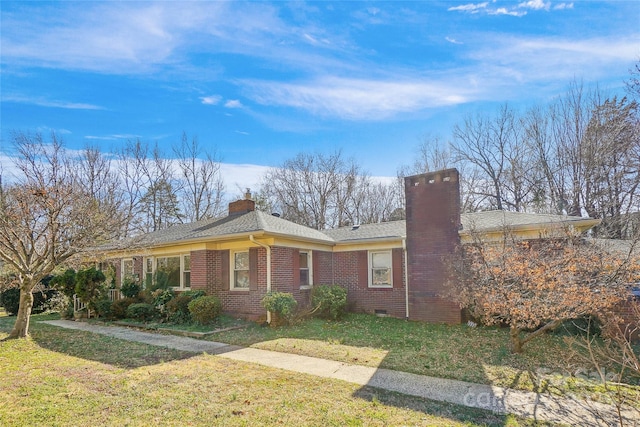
[
  {"left": 7, "top": 288, "right": 34, "bottom": 339},
  {"left": 510, "top": 326, "right": 524, "bottom": 353}
]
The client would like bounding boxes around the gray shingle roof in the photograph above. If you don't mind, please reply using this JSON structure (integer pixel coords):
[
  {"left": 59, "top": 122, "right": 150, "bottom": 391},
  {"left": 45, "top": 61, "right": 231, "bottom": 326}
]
[
  {"left": 460, "top": 210, "right": 593, "bottom": 232},
  {"left": 104, "top": 209, "right": 599, "bottom": 251},
  {"left": 111, "top": 210, "right": 334, "bottom": 250},
  {"left": 323, "top": 221, "right": 406, "bottom": 242}
]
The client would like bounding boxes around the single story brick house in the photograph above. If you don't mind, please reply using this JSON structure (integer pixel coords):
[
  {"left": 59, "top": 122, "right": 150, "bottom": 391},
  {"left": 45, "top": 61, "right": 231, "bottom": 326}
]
[{"left": 99, "top": 169, "right": 600, "bottom": 323}]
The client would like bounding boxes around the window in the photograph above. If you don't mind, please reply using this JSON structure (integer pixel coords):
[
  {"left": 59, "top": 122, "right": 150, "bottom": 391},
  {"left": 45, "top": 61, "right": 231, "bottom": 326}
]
[
  {"left": 299, "top": 251, "right": 312, "bottom": 288},
  {"left": 369, "top": 251, "right": 392, "bottom": 288},
  {"left": 232, "top": 251, "right": 250, "bottom": 289},
  {"left": 156, "top": 256, "right": 181, "bottom": 288},
  {"left": 121, "top": 258, "right": 134, "bottom": 283},
  {"left": 183, "top": 255, "right": 191, "bottom": 289},
  {"left": 144, "top": 257, "right": 154, "bottom": 288}
]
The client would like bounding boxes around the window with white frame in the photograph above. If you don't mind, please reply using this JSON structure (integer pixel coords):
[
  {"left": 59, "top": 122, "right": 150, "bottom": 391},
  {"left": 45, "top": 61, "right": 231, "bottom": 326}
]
[
  {"left": 231, "top": 251, "right": 250, "bottom": 289},
  {"left": 156, "top": 256, "right": 181, "bottom": 288},
  {"left": 144, "top": 257, "right": 154, "bottom": 288},
  {"left": 299, "top": 251, "right": 312, "bottom": 287},
  {"left": 369, "top": 251, "right": 392, "bottom": 288},
  {"left": 145, "top": 255, "right": 191, "bottom": 290},
  {"left": 121, "top": 258, "right": 134, "bottom": 283},
  {"left": 183, "top": 254, "right": 191, "bottom": 289}
]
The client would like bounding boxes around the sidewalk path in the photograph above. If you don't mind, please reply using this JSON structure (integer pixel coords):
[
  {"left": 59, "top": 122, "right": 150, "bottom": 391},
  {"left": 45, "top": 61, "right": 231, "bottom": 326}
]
[{"left": 43, "top": 320, "right": 638, "bottom": 426}]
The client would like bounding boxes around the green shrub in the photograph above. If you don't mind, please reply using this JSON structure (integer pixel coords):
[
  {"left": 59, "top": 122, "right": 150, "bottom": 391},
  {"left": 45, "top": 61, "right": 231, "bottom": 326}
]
[
  {"left": 152, "top": 288, "right": 174, "bottom": 307},
  {"left": 94, "top": 299, "right": 113, "bottom": 319},
  {"left": 311, "top": 285, "right": 348, "bottom": 320},
  {"left": 75, "top": 267, "right": 107, "bottom": 310},
  {"left": 0, "top": 287, "right": 20, "bottom": 315},
  {"left": 188, "top": 295, "right": 222, "bottom": 324},
  {"left": 182, "top": 290, "right": 206, "bottom": 299},
  {"left": 261, "top": 292, "right": 297, "bottom": 325},
  {"left": 166, "top": 294, "right": 194, "bottom": 323},
  {"left": 50, "top": 269, "right": 77, "bottom": 298},
  {"left": 111, "top": 297, "right": 138, "bottom": 319},
  {"left": 120, "top": 279, "right": 142, "bottom": 298},
  {"left": 0, "top": 279, "right": 60, "bottom": 316},
  {"left": 126, "top": 303, "right": 157, "bottom": 321}
]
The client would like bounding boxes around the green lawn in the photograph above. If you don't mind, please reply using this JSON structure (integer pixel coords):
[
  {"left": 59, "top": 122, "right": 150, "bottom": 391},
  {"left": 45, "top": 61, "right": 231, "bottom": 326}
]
[
  {"left": 209, "top": 313, "right": 640, "bottom": 400},
  {"left": 0, "top": 313, "right": 549, "bottom": 427}
]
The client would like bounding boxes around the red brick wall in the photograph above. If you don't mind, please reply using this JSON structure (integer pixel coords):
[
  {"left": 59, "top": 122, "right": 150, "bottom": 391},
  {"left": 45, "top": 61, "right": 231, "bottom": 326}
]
[
  {"left": 330, "top": 249, "right": 407, "bottom": 318},
  {"left": 405, "top": 169, "right": 462, "bottom": 323},
  {"left": 228, "top": 199, "right": 255, "bottom": 215},
  {"left": 313, "top": 251, "right": 334, "bottom": 285}
]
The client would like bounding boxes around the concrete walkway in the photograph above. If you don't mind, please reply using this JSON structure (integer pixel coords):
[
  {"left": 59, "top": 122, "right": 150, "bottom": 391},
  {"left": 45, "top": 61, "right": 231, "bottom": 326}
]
[{"left": 43, "top": 320, "right": 638, "bottom": 426}]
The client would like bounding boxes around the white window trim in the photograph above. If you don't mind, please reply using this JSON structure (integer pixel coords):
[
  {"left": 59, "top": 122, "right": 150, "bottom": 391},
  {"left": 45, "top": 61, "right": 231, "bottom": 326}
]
[
  {"left": 230, "top": 250, "right": 250, "bottom": 291},
  {"left": 151, "top": 254, "right": 191, "bottom": 291},
  {"left": 121, "top": 258, "right": 135, "bottom": 284},
  {"left": 368, "top": 250, "right": 393, "bottom": 288},
  {"left": 181, "top": 254, "right": 191, "bottom": 291},
  {"left": 299, "top": 250, "right": 313, "bottom": 290},
  {"left": 144, "top": 256, "right": 154, "bottom": 289}
]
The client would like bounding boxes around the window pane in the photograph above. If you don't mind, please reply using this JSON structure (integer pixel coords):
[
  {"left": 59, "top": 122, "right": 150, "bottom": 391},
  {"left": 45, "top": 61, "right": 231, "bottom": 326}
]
[
  {"left": 123, "top": 259, "right": 134, "bottom": 276},
  {"left": 235, "top": 271, "right": 249, "bottom": 288},
  {"left": 299, "top": 252, "right": 308, "bottom": 269},
  {"left": 157, "top": 256, "right": 180, "bottom": 288},
  {"left": 183, "top": 271, "right": 191, "bottom": 288},
  {"left": 234, "top": 252, "right": 249, "bottom": 270},
  {"left": 300, "top": 270, "right": 309, "bottom": 286},
  {"left": 372, "top": 268, "right": 391, "bottom": 286},
  {"left": 183, "top": 255, "right": 191, "bottom": 271},
  {"left": 372, "top": 252, "right": 391, "bottom": 268}
]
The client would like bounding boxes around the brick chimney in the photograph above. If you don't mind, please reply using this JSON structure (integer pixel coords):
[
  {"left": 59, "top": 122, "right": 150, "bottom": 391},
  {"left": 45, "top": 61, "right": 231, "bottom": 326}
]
[
  {"left": 404, "top": 169, "right": 462, "bottom": 324},
  {"left": 228, "top": 188, "right": 255, "bottom": 216}
]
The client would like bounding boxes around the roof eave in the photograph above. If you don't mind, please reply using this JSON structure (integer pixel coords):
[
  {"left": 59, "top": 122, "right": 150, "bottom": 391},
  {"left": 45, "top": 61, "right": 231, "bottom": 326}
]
[{"left": 458, "top": 218, "right": 601, "bottom": 237}]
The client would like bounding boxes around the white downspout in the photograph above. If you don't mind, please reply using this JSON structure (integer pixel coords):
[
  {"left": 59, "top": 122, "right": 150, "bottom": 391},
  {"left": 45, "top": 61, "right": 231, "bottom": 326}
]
[
  {"left": 249, "top": 235, "right": 272, "bottom": 324},
  {"left": 403, "top": 238, "right": 409, "bottom": 320}
]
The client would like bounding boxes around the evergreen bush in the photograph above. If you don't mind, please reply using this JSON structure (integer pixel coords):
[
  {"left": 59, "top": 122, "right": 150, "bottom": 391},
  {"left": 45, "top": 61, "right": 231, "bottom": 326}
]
[{"left": 311, "top": 285, "right": 348, "bottom": 320}]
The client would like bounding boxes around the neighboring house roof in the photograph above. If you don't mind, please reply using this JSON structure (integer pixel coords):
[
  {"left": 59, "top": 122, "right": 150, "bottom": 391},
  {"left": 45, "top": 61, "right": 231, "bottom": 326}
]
[{"left": 459, "top": 210, "right": 600, "bottom": 234}]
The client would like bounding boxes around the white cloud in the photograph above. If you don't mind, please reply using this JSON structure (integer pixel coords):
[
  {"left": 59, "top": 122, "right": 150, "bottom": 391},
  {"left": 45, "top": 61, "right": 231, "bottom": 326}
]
[
  {"left": 553, "top": 3, "right": 574, "bottom": 10},
  {"left": 466, "top": 33, "right": 639, "bottom": 89},
  {"left": 445, "top": 37, "right": 463, "bottom": 45},
  {"left": 220, "top": 163, "right": 272, "bottom": 193},
  {"left": 447, "top": 2, "right": 489, "bottom": 13},
  {"left": 2, "top": 95, "right": 103, "bottom": 110},
  {"left": 517, "top": 0, "right": 550, "bottom": 10},
  {"left": 489, "top": 8, "right": 527, "bottom": 17},
  {"left": 225, "top": 100, "right": 243, "bottom": 109},
  {"left": 242, "top": 76, "right": 473, "bottom": 120},
  {"left": 200, "top": 95, "right": 222, "bottom": 105}
]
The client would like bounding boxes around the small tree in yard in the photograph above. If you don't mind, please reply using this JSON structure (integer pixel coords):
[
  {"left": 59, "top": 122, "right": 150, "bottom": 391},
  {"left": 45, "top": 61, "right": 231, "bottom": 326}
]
[
  {"left": 0, "top": 132, "right": 122, "bottom": 338},
  {"left": 451, "top": 231, "right": 639, "bottom": 353}
]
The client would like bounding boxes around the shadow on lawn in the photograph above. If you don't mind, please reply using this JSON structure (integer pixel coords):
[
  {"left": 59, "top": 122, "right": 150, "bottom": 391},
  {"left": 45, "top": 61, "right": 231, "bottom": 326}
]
[{"left": 0, "top": 314, "right": 196, "bottom": 370}]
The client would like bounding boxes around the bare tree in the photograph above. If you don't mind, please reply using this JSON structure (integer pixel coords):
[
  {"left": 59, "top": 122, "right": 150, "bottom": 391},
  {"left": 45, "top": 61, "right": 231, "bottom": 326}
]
[
  {"left": 259, "top": 151, "right": 399, "bottom": 229},
  {"left": 451, "top": 105, "right": 528, "bottom": 211},
  {"left": 174, "top": 132, "right": 225, "bottom": 222},
  {"left": 0, "top": 132, "right": 122, "bottom": 338},
  {"left": 581, "top": 97, "right": 640, "bottom": 238}
]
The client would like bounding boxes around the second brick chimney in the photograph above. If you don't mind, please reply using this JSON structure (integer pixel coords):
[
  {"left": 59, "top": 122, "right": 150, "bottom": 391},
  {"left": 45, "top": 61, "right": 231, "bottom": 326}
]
[{"left": 228, "top": 189, "right": 255, "bottom": 216}]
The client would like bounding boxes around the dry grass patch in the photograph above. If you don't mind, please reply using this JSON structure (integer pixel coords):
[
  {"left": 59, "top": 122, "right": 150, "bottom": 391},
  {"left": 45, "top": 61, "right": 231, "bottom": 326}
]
[{"left": 0, "top": 316, "right": 547, "bottom": 427}]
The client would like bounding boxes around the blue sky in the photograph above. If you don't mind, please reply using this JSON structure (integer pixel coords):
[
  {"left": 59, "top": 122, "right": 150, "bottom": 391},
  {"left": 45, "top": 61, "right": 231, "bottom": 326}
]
[{"left": 1, "top": 1, "right": 638, "bottom": 189}]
